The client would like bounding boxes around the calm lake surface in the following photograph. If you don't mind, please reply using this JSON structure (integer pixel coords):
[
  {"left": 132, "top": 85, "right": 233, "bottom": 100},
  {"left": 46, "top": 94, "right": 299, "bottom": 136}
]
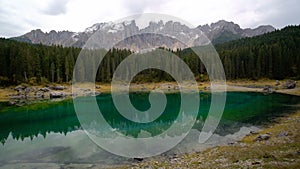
[{"left": 0, "top": 92, "right": 300, "bottom": 166}]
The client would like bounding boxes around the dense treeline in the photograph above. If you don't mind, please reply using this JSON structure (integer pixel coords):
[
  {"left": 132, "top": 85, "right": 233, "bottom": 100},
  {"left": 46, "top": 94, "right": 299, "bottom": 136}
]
[
  {"left": 215, "top": 25, "right": 300, "bottom": 80},
  {"left": 0, "top": 25, "right": 299, "bottom": 86},
  {"left": 0, "top": 39, "right": 80, "bottom": 85}
]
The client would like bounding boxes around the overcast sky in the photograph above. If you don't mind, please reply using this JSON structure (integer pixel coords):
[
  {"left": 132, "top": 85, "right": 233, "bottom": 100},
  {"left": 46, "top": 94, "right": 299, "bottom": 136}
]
[{"left": 0, "top": 0, "right": 299, "bottom": 37}]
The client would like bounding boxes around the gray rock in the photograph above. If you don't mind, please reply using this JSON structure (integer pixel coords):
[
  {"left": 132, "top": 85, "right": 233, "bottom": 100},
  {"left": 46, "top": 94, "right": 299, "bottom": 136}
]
[
  {"left": 50, "top": 91, "right": 64, "bottom": 98},
  {"left": 263, "top": 86, "right": 273, "bottom": 93},
  {"left": 277, "top": 131, "right": 289, "bottom": 137},
  {"left": 134, "top": 157, "right": 143, "bottom": 162},
  {"left": 174, "top": 86, "right": 180, "bottom": 90},
  {"left": 40, "top": 87, "right": 51, "bottom": 92},
  {"left": 34, "top": 93, "right": 44, "bottom": 98},
  {"left": 10, "top": 95, "right": 25, "bottom": 99},
  {"left": 14, "top": 85, "right": 26, "bottom": 91},
  {"left": 24, "top": 87, "right": 33, "bottom": 93},
  {"left": 283, "top": 80, "right": 297, "bottom": 89},
  {"left": 49, "top": 85, "right": 65, "bottom": 90},
  {"left": 250, "top": 130, "right": 259, "bottom": 135},
  {"left": 228, "top": 141, "right": 236, "bottom": 145},
  {"left": 254, "top": 134, "right": 270, "bottom": 141},
  {"left": 252, "top": 161, "right": 261, "bottom": 165},
  {"left": 86, "top": 91, "right": 101, "bottom": 96}
]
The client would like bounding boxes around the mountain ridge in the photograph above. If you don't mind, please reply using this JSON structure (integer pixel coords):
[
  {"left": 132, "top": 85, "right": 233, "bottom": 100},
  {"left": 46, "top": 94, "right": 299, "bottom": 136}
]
[{"left": 12, "top": 20, "right": 275, "bottom": 50}]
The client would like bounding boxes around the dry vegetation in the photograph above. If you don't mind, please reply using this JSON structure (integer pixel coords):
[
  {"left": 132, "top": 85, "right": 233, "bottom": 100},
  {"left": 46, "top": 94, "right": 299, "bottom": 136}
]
[{"left": 118, "top": 110, "right": 300, "bottom": 169}]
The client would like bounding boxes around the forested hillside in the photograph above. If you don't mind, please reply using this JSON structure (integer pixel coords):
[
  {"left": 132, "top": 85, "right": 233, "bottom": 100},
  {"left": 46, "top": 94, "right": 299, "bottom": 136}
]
[
  {"left": 0, "top": 39, "right": 80, "bottom": 85},
  {"left": 0, "top": 25, "right": 299, "bottom": 86},
  {"left": 216, "top": 25, "right": 300, "bottom": 80}
]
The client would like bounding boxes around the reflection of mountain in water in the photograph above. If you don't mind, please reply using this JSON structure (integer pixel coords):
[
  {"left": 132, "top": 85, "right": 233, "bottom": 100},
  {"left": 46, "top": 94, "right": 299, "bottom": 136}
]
[{"left": 0, "top": 92, "right": 300, "bottom": 145}]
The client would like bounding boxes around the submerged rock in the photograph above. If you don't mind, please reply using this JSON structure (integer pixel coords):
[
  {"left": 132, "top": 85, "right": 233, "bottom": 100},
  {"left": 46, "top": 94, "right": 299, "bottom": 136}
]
[{"left": 8, "top": 101, "right": 16, "bottom": 106}]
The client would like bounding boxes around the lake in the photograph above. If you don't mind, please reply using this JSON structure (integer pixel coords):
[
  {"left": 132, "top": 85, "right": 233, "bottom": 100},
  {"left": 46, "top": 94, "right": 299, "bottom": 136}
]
[{"left": 0, "top": 92, "right": 299, "bottom": 167}]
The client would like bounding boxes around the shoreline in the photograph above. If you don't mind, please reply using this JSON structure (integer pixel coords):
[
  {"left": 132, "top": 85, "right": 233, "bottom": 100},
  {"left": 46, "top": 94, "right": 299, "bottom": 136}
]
[
  {"left": 0, "top": 79, "right": 299, "bottom": 103},
  {"left": 0, "top": 80, "right": 299, "bottom": 168},
  {"left": 122, "top": 110, "right": 300, "bottom": 168}
]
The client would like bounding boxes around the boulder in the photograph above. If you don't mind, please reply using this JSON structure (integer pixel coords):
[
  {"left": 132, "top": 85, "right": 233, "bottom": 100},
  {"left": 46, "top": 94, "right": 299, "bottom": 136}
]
[
  {"left": 283, "top": 80, "right": 296, "bottom": 89},
  {"left": 40, "top": 87, "right": 51, "bottom": 92},
  {"left": 86, "top": 91, "right": 101, "bottom": 96},
  {"left": 133, "top": 158, "right": 143, "bottom": 162},
  {"left": 276, "top": 131, "right": 289, "bottom": 137},
  {"left": 254, "top": 134, "right": 270, "bottom": 141},
  {"left": 50, "top": 91, "right": 64, "bottom": 98},
  {"left": 34, "top": 93, "right": 44, "bottom": 99},
  {"left": 275, "top": 80, "right": 280, "bottom": 86},
  {"left": 250, "top": 130, "right": 259, "bottom": 135},
  {"left": 24, "top": 87, "right": 33, "bottom": 93},
  {"left": 263, "top": 86, "right": 273, "bottom": 93},
  {"left": 14, "top": 85, "right": 27, "bottom": 92},
  {"left": 49, "top": 85, "right": 66, "bottom": 90}
]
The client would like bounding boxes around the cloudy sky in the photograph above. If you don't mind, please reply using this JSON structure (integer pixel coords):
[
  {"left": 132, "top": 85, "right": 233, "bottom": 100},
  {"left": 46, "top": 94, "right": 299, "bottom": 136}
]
[{"left": 0, "top": 0, "right": 299, "bottom": 37}]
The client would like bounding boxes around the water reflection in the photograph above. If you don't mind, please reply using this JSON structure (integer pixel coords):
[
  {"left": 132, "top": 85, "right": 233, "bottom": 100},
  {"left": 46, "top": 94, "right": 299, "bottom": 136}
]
[{"left": 1, "top": 92, "right": 300, "bottom": 144}]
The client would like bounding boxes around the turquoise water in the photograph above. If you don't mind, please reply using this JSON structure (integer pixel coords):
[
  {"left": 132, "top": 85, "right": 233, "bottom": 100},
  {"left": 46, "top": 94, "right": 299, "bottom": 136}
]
[{"left": 0, "top": 92, "right": 299, "bottom": 166}]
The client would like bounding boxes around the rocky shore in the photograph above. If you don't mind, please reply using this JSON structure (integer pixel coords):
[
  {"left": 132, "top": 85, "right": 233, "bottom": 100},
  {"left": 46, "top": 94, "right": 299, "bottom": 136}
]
[
  {"left": 0, "top": 79, "right": 298, "bottom": 107},
  {"left": 118, "top": 110, "right": 300, "bottom": 168}
]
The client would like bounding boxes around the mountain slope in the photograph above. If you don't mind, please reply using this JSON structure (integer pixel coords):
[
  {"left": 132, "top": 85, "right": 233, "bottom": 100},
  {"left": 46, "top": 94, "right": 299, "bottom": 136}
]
[
  {"left": 0, "top": 25, "right": 298, "bottom": 85},
  {"left": 12, "top": 20, "right": 275, "bottom": 50}
]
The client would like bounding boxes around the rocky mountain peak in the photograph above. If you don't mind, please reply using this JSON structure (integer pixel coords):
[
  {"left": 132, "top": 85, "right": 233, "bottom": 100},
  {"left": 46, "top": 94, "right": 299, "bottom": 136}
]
[{"left": 13, "top": 20, "right": 275, "bottom": 50}]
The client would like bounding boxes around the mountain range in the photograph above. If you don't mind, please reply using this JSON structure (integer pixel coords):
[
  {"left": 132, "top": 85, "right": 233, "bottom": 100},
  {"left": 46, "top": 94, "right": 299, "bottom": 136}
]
[{"left": 12, "top": 20, "right": 275, "bottom": 51}]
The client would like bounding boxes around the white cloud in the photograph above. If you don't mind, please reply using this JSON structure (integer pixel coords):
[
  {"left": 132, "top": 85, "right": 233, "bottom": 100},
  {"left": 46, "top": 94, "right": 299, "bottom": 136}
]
[
  {"left": 0, "top": 0, "right": 299, "bottom": 37},
  {"left": 42, "top": 0, "right": 70, "bottom": 15}
]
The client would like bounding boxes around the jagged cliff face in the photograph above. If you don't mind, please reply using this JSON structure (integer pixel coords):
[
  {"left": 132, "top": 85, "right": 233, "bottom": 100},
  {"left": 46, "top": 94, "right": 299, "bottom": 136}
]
[
  {"left": 13, "top": 29, "right": 75, "bottom": 46},
  {"left": 197, "top": 20, "right": 275, "bottom": 44},
  {"left": 13, "top": 20, "right": 275, "bottom": 51}
]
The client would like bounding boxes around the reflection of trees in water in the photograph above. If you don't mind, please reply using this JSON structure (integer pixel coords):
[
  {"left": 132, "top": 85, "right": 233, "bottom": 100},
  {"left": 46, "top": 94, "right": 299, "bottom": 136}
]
[
  {"left": 0, "top": 100, "right": 79, "bottom": 145},
  {"left": 1, "top": 92, "right": 299, "bottom": 145},
  {"left": 0, "top": 115, "right": 80, "bottom": 145}
]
